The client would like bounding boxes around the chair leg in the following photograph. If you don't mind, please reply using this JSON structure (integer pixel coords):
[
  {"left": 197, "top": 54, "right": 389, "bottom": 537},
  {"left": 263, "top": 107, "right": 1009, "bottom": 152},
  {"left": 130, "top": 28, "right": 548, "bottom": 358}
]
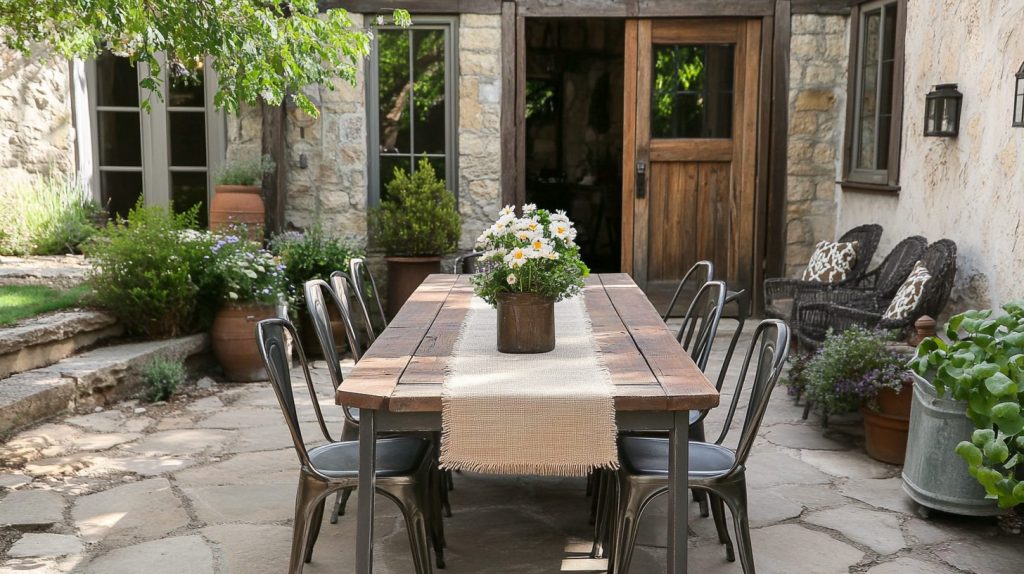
[
  {"left": 446, "top": 470, "right": 455, "bottom": 491},
  {"left": 708, "top": 493, "right": 735, "bottom": 562},
  {"left": 690, "top": 421, "right": 710, "bottom": 518},
  {"left": 802, "top": 400, "right": 813, "bottom": 420},
  {"left": 303, "top": 499, "right": 326, "bottom": 563},
  {"left": 289, "top": 474, "right": 328, "bottom": 574},
  {"left": 331, "top": 488, "right": 353, "bottom": 523},
  {"left": 611, "top": 477, "right": 662, "bottom": 574},
  {"left": 590, "top": 470, "right": 610, "bottom": 557},
  {"left": 427, "top": 466, "right": 447, "bottom": 568},
  {"left": 718, "top": 483, "right": 754, "bottom": 574}
]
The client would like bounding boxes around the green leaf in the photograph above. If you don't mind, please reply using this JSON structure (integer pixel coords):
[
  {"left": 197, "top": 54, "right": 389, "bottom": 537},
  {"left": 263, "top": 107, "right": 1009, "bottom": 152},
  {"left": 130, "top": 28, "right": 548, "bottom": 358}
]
[
  {"left": 984, "top": 372, "right": 1018, "bottom": 397},
  {"left": 1001, "top": 330, "right": 1024, "bottom": 349},
  {"left": 972, "top": 428, "right": 996, "bottom": 448},
  {"left": 991, "top": 402, "right": 1024, "bottom": 435},
  {"left": 977, "top": 466, "right": 1003, "bottom": 490},
  {"left": 984, "top": 439, "right": 1010, "bottom": 464},
  {"left": 956, "top": 441, "right": 983, "bottom": 467},
  {"left": 970, "top": 363, "right": 1001, "bottom": 380},
  {"left": 1013, "top": 481, "right": 1024, "bottom": 502}
]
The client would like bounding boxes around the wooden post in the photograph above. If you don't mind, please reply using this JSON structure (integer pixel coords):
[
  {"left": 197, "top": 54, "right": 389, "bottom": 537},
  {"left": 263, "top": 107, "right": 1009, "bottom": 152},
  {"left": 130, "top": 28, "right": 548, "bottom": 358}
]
[
  {"left": 909, "top": 315, "right": 937, "bottom": 347},
  {"left": 261, "top": 101, "right": 288, "bottom": 236}
]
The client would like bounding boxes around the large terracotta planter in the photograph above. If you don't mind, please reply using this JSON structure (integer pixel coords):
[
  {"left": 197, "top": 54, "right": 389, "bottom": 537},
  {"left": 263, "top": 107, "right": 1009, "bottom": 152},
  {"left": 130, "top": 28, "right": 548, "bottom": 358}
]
[
  {"left": 211, "top": 303, "right": 277, "bottom": 382},
  {"left": 210, "top": 184, "right": 265, "bottom": 238},
  {"left": 860, "top": 383, "right": 912, "bottom": 464},
  {"left": 496, "top": 292, "right": 555, "bottom": 354},
  {"left": 386, "top": 256, "right": 442, "bottom": 319},
  {"left": 298, "top": 310, "right": 349, "bottom": 358}
]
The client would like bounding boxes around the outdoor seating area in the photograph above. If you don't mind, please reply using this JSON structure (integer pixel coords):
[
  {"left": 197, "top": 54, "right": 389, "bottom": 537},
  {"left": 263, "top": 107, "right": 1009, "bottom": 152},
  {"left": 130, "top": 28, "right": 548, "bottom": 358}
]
[{"left": 3, "top": 1, "right": 1024, "bottom": 573}]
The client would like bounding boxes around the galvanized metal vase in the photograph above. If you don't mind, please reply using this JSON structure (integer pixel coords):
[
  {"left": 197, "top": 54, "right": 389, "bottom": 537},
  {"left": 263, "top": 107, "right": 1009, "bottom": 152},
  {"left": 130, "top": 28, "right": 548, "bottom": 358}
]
[{"left": 496, "top": 292, "right": 555, "bottom": 354}]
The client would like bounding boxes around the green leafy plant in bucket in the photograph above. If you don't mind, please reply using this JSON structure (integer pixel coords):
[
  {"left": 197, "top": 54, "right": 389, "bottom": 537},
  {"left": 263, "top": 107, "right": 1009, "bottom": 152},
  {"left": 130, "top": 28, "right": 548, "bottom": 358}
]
[
  {"left": 141, "top": 356, "right": 187, "bottom": 402},
  {"left": 913, "top": 301, "right": 1024, "bottom": 508}
]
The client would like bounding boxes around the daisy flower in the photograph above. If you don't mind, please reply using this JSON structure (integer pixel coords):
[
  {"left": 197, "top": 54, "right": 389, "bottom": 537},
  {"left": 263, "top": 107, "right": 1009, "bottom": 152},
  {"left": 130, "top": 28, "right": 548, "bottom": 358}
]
[
  {"left": 507, "top": 274, "right": 518, "bottom": 285},
  {"left": 504, "top": 247, "right": 529, "bottom": 268}
]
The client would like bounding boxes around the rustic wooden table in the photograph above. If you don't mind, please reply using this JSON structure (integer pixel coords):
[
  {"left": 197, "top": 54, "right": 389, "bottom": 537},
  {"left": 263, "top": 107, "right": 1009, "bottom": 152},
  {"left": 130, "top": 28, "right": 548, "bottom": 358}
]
[{"left": 337, "top": 273, "right": 719, "bottom": 574}]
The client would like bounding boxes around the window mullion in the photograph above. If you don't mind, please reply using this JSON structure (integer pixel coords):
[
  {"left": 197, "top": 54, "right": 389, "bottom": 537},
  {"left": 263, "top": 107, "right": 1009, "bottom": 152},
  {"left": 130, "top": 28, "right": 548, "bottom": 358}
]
[{"left": 408, "top": 29, "right": 416, "bottom": 172}]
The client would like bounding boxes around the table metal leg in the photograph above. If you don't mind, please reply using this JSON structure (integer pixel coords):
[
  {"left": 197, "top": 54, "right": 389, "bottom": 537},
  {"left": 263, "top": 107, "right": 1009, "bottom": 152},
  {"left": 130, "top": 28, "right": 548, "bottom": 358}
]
[
  {"left": 357, "top": 409, "right": 377, "bottom": 574},
  {"left": 667, "top": 410, "right": 689, "bottom": 574}
]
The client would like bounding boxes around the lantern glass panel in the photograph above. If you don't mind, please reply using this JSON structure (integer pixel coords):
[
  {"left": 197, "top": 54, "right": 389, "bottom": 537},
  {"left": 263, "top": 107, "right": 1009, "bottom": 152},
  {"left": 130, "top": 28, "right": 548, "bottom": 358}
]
[{"left": 1015, "top": 74, "right": 1024, "bottom": 127}]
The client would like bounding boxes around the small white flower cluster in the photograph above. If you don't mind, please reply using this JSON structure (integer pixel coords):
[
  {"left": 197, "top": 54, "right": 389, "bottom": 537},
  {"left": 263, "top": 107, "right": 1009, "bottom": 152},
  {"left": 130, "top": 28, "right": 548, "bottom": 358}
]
[{"left": 475, "top": 204, "right": 577, "bottom": 271}]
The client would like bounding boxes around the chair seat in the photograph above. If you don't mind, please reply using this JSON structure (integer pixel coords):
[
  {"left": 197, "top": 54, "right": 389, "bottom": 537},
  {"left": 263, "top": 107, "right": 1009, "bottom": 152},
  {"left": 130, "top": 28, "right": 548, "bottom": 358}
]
[
  {"left": 308, "top": 437, "right": 430, "bottom": 478},
  {"left": 619, "top": 436, "right": 735, "bottom": 478}
]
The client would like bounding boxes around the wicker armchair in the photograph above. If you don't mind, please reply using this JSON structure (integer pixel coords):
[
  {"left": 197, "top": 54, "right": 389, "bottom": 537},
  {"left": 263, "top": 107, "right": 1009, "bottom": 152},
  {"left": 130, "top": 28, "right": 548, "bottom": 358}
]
[
  {"left": 764, "top": 224, "right": 883, "bottom": 324},
  {"left": 796, "top": 239, "right": 957, "bottom": 348}
]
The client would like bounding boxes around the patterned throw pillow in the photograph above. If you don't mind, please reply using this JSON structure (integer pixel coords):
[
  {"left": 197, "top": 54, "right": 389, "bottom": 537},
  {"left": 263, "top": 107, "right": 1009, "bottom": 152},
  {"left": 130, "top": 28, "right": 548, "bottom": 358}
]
[
  {"left": 883, "top": 261, "right": 932, "bottom": 321},
  {"left": 801, "top": 240, "right": 860, "bottom": 283}
]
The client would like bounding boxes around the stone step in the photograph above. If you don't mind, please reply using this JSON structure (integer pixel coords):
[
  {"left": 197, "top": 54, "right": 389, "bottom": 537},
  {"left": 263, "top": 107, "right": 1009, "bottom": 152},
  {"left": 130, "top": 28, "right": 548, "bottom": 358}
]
[
  {"left": 0, "top": 310, "right": 123, "bottom": 379},
  {"left": 0, "top": 255, "right": 89, "bottom": 289},
  {"left": 0, "top": 334, "right": 209, "bottom": 437}
]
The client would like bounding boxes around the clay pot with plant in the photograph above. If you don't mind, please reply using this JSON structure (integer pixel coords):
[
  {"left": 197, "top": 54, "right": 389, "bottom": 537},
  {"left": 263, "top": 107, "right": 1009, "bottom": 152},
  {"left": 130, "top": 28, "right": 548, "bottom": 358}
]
[
  {"left": 369, "top": 158, "right": 461, "bottom": 318},
  {"left": 210, "top": 155, "right": 275, "bottom": 238}
]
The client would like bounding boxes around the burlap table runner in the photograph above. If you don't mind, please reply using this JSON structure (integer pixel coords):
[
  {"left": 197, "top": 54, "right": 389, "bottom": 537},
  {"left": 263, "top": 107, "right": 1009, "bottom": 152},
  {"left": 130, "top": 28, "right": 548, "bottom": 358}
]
[{"left": 440, "top": 296, "right": 619, "bottom": 476}]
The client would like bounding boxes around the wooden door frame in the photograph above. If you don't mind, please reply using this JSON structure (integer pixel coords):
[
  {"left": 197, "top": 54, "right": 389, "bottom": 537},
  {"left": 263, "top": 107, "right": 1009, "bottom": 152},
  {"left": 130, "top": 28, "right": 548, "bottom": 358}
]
[{"left": 505, "top": 0, "right": 798, "bottom": 313}]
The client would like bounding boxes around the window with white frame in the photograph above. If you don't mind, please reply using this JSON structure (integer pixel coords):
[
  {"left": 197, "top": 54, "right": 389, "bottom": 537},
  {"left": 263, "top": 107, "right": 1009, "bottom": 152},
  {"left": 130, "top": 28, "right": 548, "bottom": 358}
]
[
  {"left": 367, "top": 18, "right": 458, "bottom": 205},
  {"left": 85, "top": 53, "right": 225, "bottom": 225}
]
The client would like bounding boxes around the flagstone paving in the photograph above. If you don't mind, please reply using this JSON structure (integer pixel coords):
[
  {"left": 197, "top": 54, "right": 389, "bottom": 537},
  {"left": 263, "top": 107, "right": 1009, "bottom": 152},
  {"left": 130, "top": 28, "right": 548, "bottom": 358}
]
[{"left": 0, "top": 321, "right": 1019, "bottom": 573}]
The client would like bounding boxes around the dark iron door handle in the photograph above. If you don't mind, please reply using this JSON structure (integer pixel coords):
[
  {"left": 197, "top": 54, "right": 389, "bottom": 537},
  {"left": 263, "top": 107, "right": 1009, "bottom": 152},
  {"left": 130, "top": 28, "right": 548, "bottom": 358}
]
[{"left": 636, "top": 161, "right": 647, "bottom": 199}]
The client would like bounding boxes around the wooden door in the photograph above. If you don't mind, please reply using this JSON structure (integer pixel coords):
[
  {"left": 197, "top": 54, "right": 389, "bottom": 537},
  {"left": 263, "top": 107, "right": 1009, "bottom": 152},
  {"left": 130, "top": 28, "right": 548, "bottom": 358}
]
[{"left": 622, "top": 19, "right": 761, "bottom": 293}]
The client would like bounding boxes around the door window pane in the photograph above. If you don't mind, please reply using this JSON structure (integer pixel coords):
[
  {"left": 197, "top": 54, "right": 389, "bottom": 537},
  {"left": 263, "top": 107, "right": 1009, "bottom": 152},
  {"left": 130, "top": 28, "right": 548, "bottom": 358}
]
[
  {"left": 378, "top": 29, "right": 412, "bottom": 155},
  {"left": 100, "top": 171, "right": 144, "bottom": 220},
  {"left": 651, "top": 44, "right": 734, "bottom": 138},
  {"left": 169, "top": 111, "right": 207, "bottom": 167},
  {"left": 168, "top": 67, "right": 205, "bottom": 108},
  {"left": 97, "top": 111, "right": 142, "bottom": 167},
  {"left": 413, "top": 29, "right": 447, "bottom": 155},
  {"left": 171, "top": 172, "right": 208, "bottom": 227},
  {"left": 96, "top": 54, "right": 139, "bottom": 107}
]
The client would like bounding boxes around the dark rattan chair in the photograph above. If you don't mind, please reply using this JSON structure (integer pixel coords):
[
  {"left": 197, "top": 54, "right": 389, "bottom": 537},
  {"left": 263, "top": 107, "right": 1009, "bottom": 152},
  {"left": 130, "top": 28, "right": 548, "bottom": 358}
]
[
  {"left": 764, "top": 224, "right": 883, "bottom": 325},
  {"left": 796, "top": 239, "right": 957, "bottom": 348},
  {"left": 255, "top": 318, "right": 443, "bottom": 574},
  {"left": 350, "top": 258, "right": 388, "bottom": 343},
  {"left": 607, "top": 319, "right": 790, "bottom": 574}
]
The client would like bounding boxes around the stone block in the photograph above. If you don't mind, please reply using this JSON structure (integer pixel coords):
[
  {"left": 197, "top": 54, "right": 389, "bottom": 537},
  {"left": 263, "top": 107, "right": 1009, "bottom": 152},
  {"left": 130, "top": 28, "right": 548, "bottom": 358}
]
[
  {"left": 0, "top": 372, "right": 76, "bottom": 438},
  {"left": 7, "top": 533, "right": 83, "bottom": 558},
  {"left": 461, "top": 52, "right": 501, "bottom": 76},
  {"left": 79, "top": 536, "right": 214, "bottom": 574},
  {"left": 0, "top": 310, "right": 120, "bottom": 379},
  {"left": 790, "top": 111, "right": 819, "bottom": 135},
  {"left": 795, "top": 89, "right": 836, "bottom": 112},
  {"left": 73, "top": 478, "right": 189, "bottom": 545},
  {"left": 805, "top": 505, "right": 907, "bottom": 555},
  {"left": 461, "top": 14, "right": 501, "bottom": 29},
  {"left": 750, "top": 524, "right": 863, "bottom": 573},
  {"left": 0, "top": 489, "right": 65, "bottom": 528}
]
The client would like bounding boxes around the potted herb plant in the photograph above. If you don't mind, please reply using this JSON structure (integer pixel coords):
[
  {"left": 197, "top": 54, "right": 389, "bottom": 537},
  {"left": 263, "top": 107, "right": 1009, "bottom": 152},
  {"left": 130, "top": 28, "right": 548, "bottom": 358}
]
[
  {"left": 270, "top": 223, "right": 363, "bottom": 357},
  {"left": 210, "top": 155, "right": 275, "bottom": 238},
  {"left": 472, "top": 204, "right": 589, "bottom": 353},
  {"left": 908, "top": 302, "right": 1024, "bottom": 514},
  {"left": 207, "top": 233, "right": 286, "bottom": 381},
  {"left": 793, "top": 327, "right": 915, "bottom": 463},
  {"left": 369, "top": 158, "right": 460, "bottom": 317}
]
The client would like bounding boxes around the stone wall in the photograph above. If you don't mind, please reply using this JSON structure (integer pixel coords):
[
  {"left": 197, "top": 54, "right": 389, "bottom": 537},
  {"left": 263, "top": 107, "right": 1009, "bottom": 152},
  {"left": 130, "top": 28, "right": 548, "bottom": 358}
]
[
  {"left": 837, "top": 1, "right": 1024, "bottom": 313},
  {"left": 0, "top": 48, "right": 76, "bottom": 183},
  {"left": 457, "top": 14, "right": 504, "bottom": 248},
  {"left": 783, "top": 14, "right": 849, "bottom": 277}
]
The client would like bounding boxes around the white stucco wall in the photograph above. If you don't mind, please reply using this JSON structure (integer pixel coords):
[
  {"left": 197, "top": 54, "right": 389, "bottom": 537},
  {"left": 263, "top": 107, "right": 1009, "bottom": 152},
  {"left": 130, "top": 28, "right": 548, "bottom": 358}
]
[{"left": 837, "top": 0, "right": 1024, "bottom": 312}]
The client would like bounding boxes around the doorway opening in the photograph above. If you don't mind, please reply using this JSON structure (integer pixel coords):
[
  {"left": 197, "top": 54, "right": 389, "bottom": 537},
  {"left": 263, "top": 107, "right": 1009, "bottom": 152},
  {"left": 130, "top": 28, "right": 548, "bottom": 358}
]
[{"left": 524, "top": 19, "right": 625, "bottom": 273}]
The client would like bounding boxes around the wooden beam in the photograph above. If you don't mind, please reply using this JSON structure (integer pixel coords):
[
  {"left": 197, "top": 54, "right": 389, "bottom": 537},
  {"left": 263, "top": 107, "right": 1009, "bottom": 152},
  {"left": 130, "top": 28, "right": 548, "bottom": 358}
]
[
  {"left": 639, "top": 0, "right": 773, "bottom": 17},
  {"left": 261, "top": 101, "right": 287, "bottom": 236},
  {"left": 764, "top": 0, "right": 791, "bottom": 287},
  {"left": 790, "top": 0, "right": 852, "bottom": 15},
  {"left": 752, "top": 15, "right": 775, "bottom": 315},
  {"left": 500, "top": 1, "right": 517, "bottom": 206},
  {"left": 514, "top": 11, "right": 526, "bottom": 208},
  {"left": 319, "top": 0, "right": 502, "bottom": 15}
]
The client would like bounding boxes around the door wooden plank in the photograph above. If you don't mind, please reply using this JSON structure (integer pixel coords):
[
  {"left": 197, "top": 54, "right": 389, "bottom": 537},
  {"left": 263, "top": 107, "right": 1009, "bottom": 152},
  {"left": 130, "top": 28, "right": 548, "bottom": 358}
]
[
  {"left": 621, "top": 19, "right": 639, "bottom": 274},
  {"left": 737, "top": 20, "right": 762, "bottom": 290},
  {"left": 631, "top": 19, "right": 653, "bottom": 287},
  {"left": 649, "top": 139, "right": 733, "bottom": 162},
  {"left": 651, "top": 19, "right": 741, "bottom": 44}
]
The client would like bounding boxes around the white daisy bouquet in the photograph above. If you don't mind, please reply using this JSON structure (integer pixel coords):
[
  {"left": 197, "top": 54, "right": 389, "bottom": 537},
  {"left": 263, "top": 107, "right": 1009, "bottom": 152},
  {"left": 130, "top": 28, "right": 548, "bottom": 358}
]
[{"left": 471, "top": 203, "right": 589, "bottom": 305}]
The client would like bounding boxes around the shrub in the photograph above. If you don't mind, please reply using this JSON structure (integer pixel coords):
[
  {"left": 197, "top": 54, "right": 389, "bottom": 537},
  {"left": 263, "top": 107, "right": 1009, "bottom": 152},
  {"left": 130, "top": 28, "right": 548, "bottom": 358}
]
[
  {"left": 83, "top": 202, "right": 212, "bottom": 338},
  {"left": 369, "top": 158, "right": 460, "bottom": 256},
  {"left": 0, "top": 173, "right": 102, "bottom": 256},
  {"left": 141, "top": 357, "right": 187, "bottom": 402},
  {"left": 802, "top": 327, "right": 909, "bottom": 415},
  {"left": 270, "top": 223, "right": 363, "bottom": 316},
  {"left": 205, "top": 233, "right": 285, "bottom": 306},
  {"left": 216, "top": 155, "right": 276, "bottom": 186}
]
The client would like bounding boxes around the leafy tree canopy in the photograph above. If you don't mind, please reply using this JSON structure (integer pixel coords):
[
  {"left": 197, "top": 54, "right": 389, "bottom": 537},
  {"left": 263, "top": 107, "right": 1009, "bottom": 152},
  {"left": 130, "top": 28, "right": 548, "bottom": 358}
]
[{"left": 0, "top": 0, "right": 410, "bottom": 115}]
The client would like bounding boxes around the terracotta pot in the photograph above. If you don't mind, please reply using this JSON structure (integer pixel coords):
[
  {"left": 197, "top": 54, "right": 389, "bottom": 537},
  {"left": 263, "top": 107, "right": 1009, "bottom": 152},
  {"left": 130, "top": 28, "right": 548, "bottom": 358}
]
[
  {"left": 861, "top": 383, "right": 913, "bottom": 464},
  {"left": 298, "top": 310, "right": 349, "bottom": 358},
  {"left": 386, "top": 256, "right": 442, "bottom": 319},
  {"left": 211, "top": 303, "right": 277, "bottom": 382},
  {"left": 210, "top": 184, "right": 265, "bottom": 239},
  {"left": 496, "top": 292, "right": 555, "bottom": 354}
]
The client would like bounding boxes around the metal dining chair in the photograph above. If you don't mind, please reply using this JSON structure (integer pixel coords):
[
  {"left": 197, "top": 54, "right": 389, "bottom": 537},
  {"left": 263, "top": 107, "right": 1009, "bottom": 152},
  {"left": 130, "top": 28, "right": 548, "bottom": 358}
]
[
  {"left": 328, "top": 271, "right": 367, "bottom": 362},
  {"left": 350, "top": 258, "right": 387, "bottom": 343},
  {"left": 662, "top": 260, "right": 714, "bottom": 321},
  {"left": 608, "top": 319, "right": 791, "bottom": 574},
  {"left": 255, "top": 318, "right": 444, "bottom": 574}
]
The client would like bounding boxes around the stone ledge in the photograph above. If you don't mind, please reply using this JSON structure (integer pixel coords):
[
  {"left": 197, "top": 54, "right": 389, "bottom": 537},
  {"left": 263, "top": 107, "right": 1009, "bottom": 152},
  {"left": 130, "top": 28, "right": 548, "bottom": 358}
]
[
  {"left": 0, "top": 310, "right": 122, "bottom": 378},
  {"left": 0, "top": 334, "right": 209, "bottom": 437},
  {"left": 0, "top": 255, "right": 90, "bottom": 289}
]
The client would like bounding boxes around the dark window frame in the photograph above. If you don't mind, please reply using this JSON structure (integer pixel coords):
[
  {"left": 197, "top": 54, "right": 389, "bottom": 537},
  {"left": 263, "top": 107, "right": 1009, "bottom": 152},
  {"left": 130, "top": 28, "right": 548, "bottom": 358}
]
[
  {"left": 366, "top": 15, "right": 459, "bottom": 207},
  {"left": 842, "top": 0, "right": 907, "bottom": 194}
]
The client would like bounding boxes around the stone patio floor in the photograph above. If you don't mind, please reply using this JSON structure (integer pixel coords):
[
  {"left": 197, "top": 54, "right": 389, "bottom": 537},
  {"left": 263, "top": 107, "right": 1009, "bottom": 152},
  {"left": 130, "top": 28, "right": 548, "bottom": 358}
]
[{"left": 0, "top": 320, "right": 1020, "bottom": 573}]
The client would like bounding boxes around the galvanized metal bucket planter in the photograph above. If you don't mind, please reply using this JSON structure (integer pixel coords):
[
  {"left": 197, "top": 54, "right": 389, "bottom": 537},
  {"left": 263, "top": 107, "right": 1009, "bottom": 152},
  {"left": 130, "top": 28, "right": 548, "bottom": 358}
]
[
  {"left": 902, "top": 371, "right": 1003, "bottom": 516},
  {"left": 496, "top": 292, "right": 555, "bottom": 354}
]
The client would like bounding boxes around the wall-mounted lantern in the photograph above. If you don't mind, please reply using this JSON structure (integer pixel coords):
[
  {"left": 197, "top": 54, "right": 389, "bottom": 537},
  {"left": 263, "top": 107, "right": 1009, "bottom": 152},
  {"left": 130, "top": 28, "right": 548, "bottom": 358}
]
[
  {"left": 924, "top": 83, "right": 962, "bottom": 137},
  {"left": 1014, "top": 62, "right": 1024, "bottom": 127}
]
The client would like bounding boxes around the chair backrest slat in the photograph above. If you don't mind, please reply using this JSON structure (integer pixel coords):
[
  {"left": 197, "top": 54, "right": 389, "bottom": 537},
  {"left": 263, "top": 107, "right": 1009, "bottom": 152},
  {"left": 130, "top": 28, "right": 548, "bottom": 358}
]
[
  {"left": 329, "top": 271, "right": 366, "bottom": 362},
  {"left": 713, "top": 319, "right": 790, "bottom": 472},
  {"left": 663, "top": 261, "right": 714, "bottom": 321},
  {"left": 677, "top": 280, "right": 727, "bottom": 372},
  {"left": 304, "top": 279, "right": 361, "bottom": 427},
  {"left": 350, "top": 258, "right": 387, "bottom": 342}
]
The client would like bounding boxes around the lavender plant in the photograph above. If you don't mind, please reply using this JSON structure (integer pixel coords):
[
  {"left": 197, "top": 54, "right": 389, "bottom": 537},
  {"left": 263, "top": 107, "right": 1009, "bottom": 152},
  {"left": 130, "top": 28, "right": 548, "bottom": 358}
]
[{"left": 801, "top": 327, "right": 910, "bottom": 415}]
